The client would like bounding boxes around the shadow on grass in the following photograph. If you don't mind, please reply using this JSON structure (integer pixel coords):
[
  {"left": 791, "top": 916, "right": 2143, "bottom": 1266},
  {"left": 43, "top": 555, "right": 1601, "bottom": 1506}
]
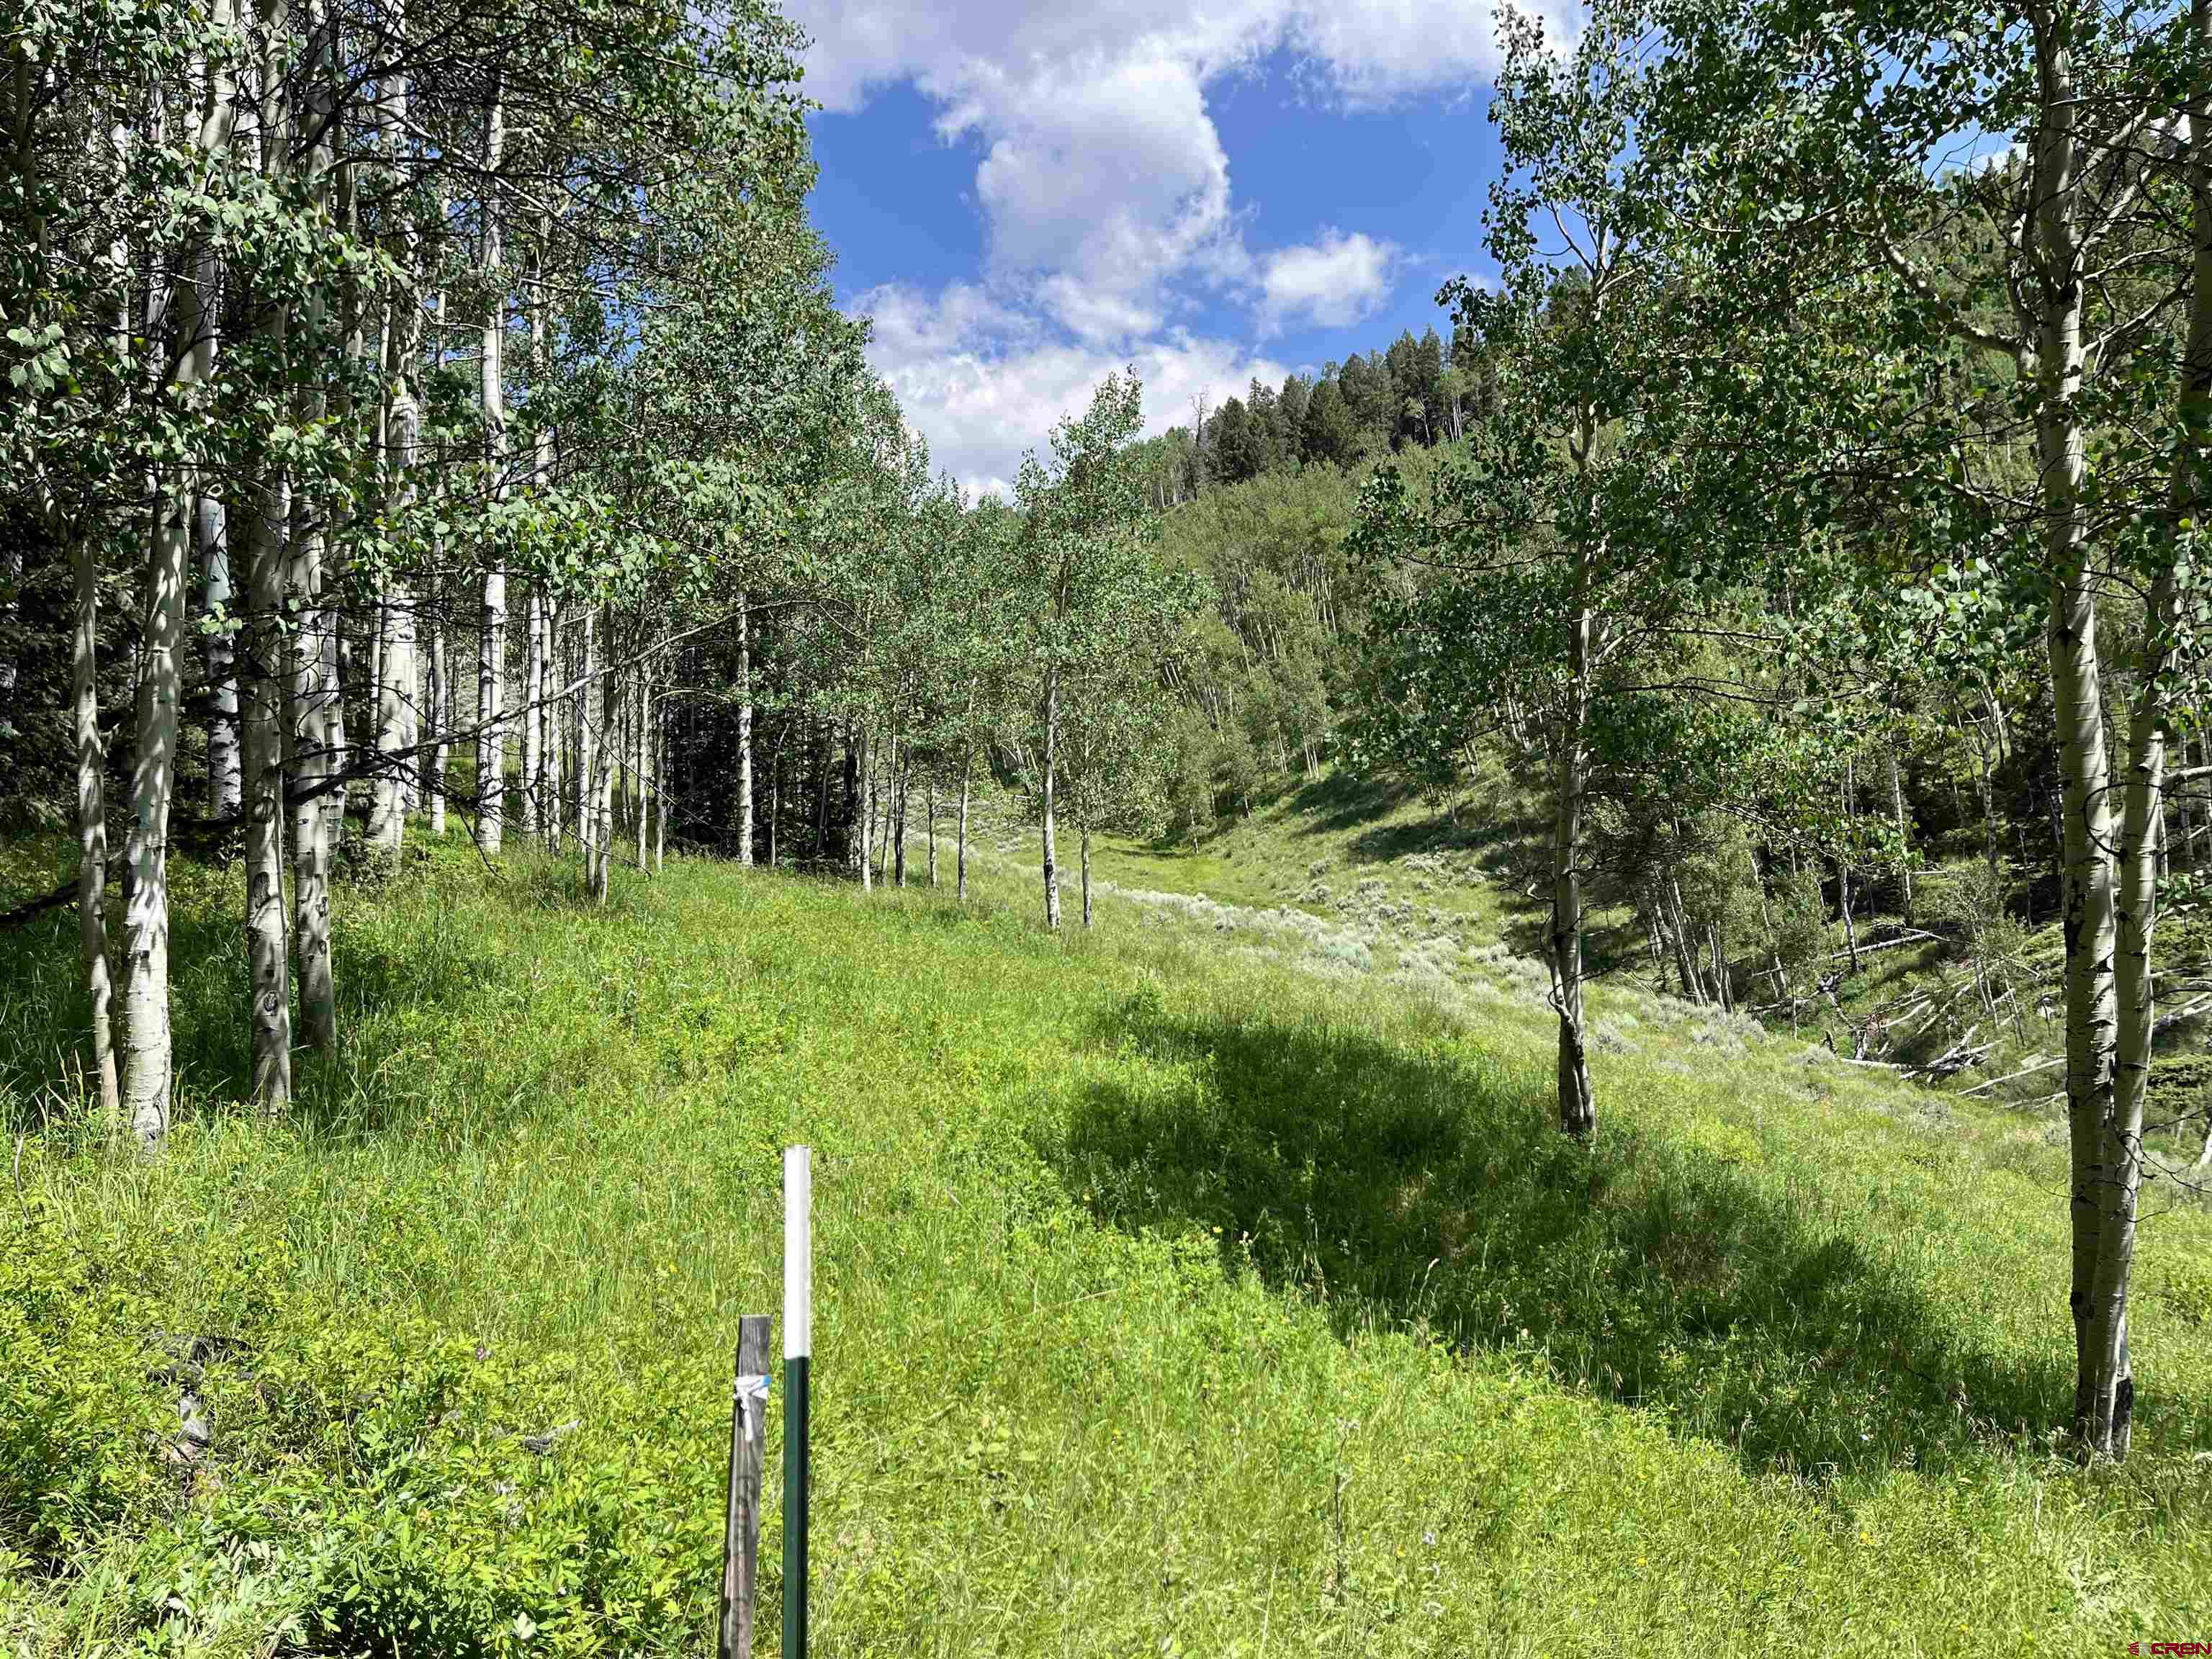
[
  {"left": 1284, "top": 768, "right": 1416, "bottom": 838},
  {"left": 1042, "top": 994, "right": 2071, "bottom": 1482},
  {"left": 1285, "top": 769, "right": 1542, "bottom": 863}
]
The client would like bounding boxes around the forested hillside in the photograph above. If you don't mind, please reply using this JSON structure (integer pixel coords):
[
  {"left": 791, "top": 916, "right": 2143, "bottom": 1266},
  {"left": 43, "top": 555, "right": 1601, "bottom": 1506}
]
[{"left": 6, "top": 0, "right": 2212, "bottom": 1645}]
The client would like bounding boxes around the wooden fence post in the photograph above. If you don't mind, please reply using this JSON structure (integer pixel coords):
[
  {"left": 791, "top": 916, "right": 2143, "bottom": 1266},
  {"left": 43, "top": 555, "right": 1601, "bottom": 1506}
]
[{"left": 719, "top": 1315, "right": 772, "bottom": 1659}]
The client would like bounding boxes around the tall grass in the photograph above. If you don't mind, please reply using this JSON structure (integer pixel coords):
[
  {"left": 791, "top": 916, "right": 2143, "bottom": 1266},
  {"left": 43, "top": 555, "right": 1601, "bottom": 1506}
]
[{"left": 2, "top": 825, "right": 2209, "bottom": 1655}]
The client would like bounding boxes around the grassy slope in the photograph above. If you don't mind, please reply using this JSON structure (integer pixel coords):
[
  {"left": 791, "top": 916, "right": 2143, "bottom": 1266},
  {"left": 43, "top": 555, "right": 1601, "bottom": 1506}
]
[
  {"left": 1055, "top": 770, "right": 2212, "bottom": 1126},
  {"left": 1056, "top": 770, "right": 1539, "bottom": 938},
  {"left": 3, "top": 819, "right": 2211, "bottom": 1655}
]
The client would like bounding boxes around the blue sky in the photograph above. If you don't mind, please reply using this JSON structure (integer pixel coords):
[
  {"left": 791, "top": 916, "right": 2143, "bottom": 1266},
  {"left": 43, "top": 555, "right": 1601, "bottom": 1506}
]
[{"left": 785, "top": 1, "right": 1547, "bottom": 495}]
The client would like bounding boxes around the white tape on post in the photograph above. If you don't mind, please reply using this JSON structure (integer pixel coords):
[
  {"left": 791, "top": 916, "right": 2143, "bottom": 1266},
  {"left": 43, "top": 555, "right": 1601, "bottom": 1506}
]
[
  {"left": 782, "top": 1144, "right": 811, "bottom": 1658},
  {"left": 784, "top": 1145, "right": 811, "bottom": 1359}
]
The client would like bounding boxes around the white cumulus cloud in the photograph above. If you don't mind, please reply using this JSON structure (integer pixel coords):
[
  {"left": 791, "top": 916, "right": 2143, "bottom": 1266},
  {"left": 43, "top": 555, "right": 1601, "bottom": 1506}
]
[
  {"left": 786, "top": 1, "right": 1555, "bottom": 115},
  {"left": 785, "top": 0, "right": 1547, "bottom": 489},
  {"left": 1257, "top": 230, "right": 1400, "bottom": 336},
  {"left": 858, "top": 281, "right": 1289, "bottom": 498},
  {"left": 955, "top": 50, "right": 1239, "bottom": 343}
]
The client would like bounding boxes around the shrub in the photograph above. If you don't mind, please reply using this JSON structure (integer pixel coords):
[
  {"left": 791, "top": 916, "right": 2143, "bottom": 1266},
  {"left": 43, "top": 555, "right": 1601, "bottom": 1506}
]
[{"left": 0, "top": 1195, "right": 171, "bottom": 1566}]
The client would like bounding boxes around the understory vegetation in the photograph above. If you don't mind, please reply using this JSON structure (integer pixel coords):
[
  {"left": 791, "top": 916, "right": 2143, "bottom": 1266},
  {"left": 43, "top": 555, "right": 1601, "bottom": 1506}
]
[
  {"left": 5, "top": 819, "right": 2212, "bottom": 1653},
  {"left": 12, "top": 0, "right": 2212, "bottom": 1642}
]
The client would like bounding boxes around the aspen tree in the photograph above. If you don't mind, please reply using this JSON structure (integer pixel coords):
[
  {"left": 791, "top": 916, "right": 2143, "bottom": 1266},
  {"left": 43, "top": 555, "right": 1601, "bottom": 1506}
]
[
  {"left": 476, "top": 86, "right": 508, "bottom": 855},
  {"left": 738, "top": 591, "right": 754, "bottom": 864},
  {"left": 1012, "top": 374, "right": 1154, "bottom": 933},
  {"left": 289, "top": 0, "right": 341, "bottom": 1058},
  {"left": 1645, "top": 0, "right": 2191, "bottom": 1450},
  {"left": 114, "top": 0, "right": 243, "bottom": 1139},
  {"left": 369, "top": 18, "right": 421, "bottom": 864},
  {"left": 238, "top": 0, "right": 294, "bottom": 1110}
]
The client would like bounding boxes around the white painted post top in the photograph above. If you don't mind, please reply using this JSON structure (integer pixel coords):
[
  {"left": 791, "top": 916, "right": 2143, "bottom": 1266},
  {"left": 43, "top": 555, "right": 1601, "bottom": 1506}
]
[{"left": 784, "top": 1145, "right": 812, "bottom": 1359}]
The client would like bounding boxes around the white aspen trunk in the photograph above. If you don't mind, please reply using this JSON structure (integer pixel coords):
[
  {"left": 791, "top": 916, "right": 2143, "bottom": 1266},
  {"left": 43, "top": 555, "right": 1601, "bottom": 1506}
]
[
  {"left": 522, "top": 247, "right": 552, "bottom": 847},
  {"left": 544, "top": 598, "right": 562, "bottom": 851},
  {"left": 737, "top": 592, "right": 754, "bottom": 865},
  {"left": 320, "top": 97, "right": 356, "bottom": 869},
  {"left": 769, "top": 738, "right": 781, "bottom": 868},
  {"left": 475, "top": 90, "right": 508, "bottom": 855},
  {"left": 870, "top": 734, "right": 889, "bottom": 884},
  {"left": 2098, "top": 696, "right": 2158, "bottom": 1462},
  {"left": 369, "top": 63, "right": 421, "bottom": 860},
  {"left": 558, "top": 617, "right": 573, "bottom": 847},
  {"left": 2022, "top": 4, "right": 2124, "bottom": 1454},
  {"left": 927, "top": 778, "right": 937, "bottom": 886},
  {"left": 614, "top": 672, "right": 630, "bottom": 860},
  {"left": 857, "top": 729, "right": 875, "bottom": 892},
  {"left": 522, "top": 584, "right": 544, "bottom": 840},
  {"left": 424, "top": 292, "right": 449, "bottom": 837},
  {"left": 1889, "top": 743, "right": 1912, "bottom": 925},
  {"left": 370, "top": 585, "right": 417, "bottom": 858},
  {"left": 364, "top": 585, "right": 392, "bottom": 845},
  {"left": 578, "top": 611, "right": 597, "bottom": 868},
  {"left": 199, "top": 501, "right": 240, "bottom": 817},
  {"left": 2026, "top": 3, "right": 2123, "bottom": 1451},
  {"left": 1549, "top": 626, "right": 1595, "bottom": 1135},
  {"left": 868, "top": 733, "right": 889, "bottom": 884},
  {"left": 893, "top": 744, "right": 908, "bottom": 888},
  {"left": 426, "top": 595, "right": 449, "bottom": 837},
  {"left": 369, "top": 246, "right": 419, "bottom": 862},
  {"left": 1755, "top": 882, "right": 1791, "bottom": 1001},
  {"left": 1838, "top": 765, "right": 1860, "bottom": 973},
  {"left": 477, "top": 590, "right": 507, "bottom": 853},
  {"left": 634, "top": 664, "right": 650, "bottom": 872},
  {"left": 74, "top": 528, "right": 120, "bottom": 1124},
  {"left": 74, "top": 108, "right": 122, "bottom": 1125},
  {"left": 287, "top": 474, "right": 334, "bottom": 1060},
  {"left": 560, "top": 614, "right": 577, "bottom": 848},
  {"left": 325, "top": 619, "right": 347, "bottom": 858},
  {"left": 958, "top": 742, "right": 971, "bottom": 902},
  {"left": 402, "top": 611, "right": 421, "bottom": 810},
  {"left": 1550, "top": 414, "right": 1599, "bottom": 1138},
  {"left": 594, "top": 633, "right": 617, "bottom": 904},
  {"left": 289, "top": 4, "right": 340, "bottom": 1058},
  {"left": 241, "top": 384, "right": 292, "bottom": 1112},
  {"left": 1040, "top": 670, "right": 1061, "bottom": 931},
  {"left": 238, "top": 81, "right": 295, "bottom": 1105},
  {"left": 1666, "top": 876, "right": 1702, "bottom": 1004},
  {"left": 120, "top": 0, "right": 240, "bottom": 1143},
  {"left": 2087, "top": 0, "right": 2212, "bottom": 1460},
  {"left": 1080, "top": 815, "right": 1092, "bottom": 929}
]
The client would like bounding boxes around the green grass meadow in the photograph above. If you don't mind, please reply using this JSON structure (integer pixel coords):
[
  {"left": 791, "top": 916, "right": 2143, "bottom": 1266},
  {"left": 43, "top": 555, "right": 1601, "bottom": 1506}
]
[{"left": 4, "top": 822, "right": 2212, "bottom": 1655}]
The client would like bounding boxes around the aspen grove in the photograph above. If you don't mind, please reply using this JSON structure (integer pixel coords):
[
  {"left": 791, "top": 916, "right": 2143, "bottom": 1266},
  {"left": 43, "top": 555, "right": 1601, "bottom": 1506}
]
[{"left": 9, "top": 0, "right": 2212, "bottom": 1640}]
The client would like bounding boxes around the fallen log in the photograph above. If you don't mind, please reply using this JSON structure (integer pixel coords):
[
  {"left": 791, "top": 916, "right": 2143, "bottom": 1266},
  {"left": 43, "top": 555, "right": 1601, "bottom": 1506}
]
[
  {"left": 1830, "top": 930, "right": 1942, "bottom": 962},
  {"left": 1911, "top": 1025, "right": 1989, "bottom": 1079},
  {"left": 2156, "top": 993, "right": 2212, "bottom": 1035},
  {"left": 0, "top": 882, "right": 72, "bottom": 930},
  {"left": 1959, "top": 1056, "right": 2064, "bottom": 1097}
]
